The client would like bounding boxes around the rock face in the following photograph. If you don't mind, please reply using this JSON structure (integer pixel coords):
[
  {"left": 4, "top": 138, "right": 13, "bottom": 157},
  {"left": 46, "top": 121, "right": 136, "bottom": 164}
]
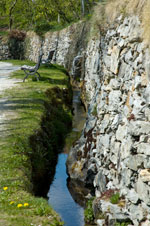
[{"left": 67, "top": 16, "right": 150, "bottom": 225}]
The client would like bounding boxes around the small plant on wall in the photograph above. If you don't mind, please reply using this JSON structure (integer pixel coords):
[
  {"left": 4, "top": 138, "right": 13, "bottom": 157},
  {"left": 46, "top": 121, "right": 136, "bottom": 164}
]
[
  {"left": 84, "top": 197, "right": 95, "bottom": 224},
  {"left": 92, "top": 104, "right": 97, "bottom": 117},
  {"left": 110, "top": 192, "right": 120, "bottom": 204}
]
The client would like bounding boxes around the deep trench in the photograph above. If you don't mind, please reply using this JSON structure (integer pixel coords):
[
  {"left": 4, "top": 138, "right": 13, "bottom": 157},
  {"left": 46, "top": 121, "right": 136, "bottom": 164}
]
[
  {"left": 29, "top": 86, "right": 89, "bottom": 225},
  {"left": 29, "top": 86, "right": 73, "bottom": 197},
  {"left": 47, "top": 89, "right": 87, "bottom": 226}
]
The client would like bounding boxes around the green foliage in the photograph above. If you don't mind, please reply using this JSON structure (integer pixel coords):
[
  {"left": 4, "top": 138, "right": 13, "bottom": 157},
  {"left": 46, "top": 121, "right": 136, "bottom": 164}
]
[
  {"left": 84, "top": 198, "right": 95, "bottom": 223},
  {"left": 0, "top": 0, "right": 100, "bottom": 32},
  {"left": 115, "top": 221, "right": 133, "bottom": 226},
  {"left": 0, "top": 30, "right": 9, "bottom": 36},
  {"left": 92, "top": 104, "right": 97, "bottom": 116},
  {"left": 34, "top": 21, "right": 53, "bottom": 36},
  {"left": 110, "top": 192, "right": 120, "bottom": 204}
]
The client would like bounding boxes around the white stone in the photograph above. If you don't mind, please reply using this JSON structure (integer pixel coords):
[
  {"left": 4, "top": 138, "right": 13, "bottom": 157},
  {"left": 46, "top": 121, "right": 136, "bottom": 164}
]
[
  {"left": 137, "top": 43, "right": 145, "bottom": 53},
  {"left": 97, "top": 219, "right": 105, "bottom": 226},
  {"left": 134, "top": 76, "right": 142, "bottom": 89},
  {"left": 109, "top": 79, "right": 120, "bottom": 90},
  {"left": 136, "top": 178, "right": 150, "bottom": 205},
  {"left": 116, "top": 125, "right": 127, "bottom": 142},
  {"left": 137, "top": 143, "right": 150, "bottom": 155},
  {"left": 126, "top": 189, "right": 139, "bottom": 204},
  {"left": 125, "top": 50, "right": 133, "bottom": 62},
  {"left": 108, "top": 90, "right": 122, "bottom": 111},
  {"left": 145, "top": 108, "right": 150, "bottom": 121},
  {"left": 144, "top": 84, "right": 150, "bottom": 103},
  {"left": 118, "top": 38, "right": 126, "bottom": 47},
  {"left": 129, "top": 121, "right": 150, "bottom": 136},
  {"left": 120, "top": 137, "right": 133, "bottom": 159},
  {"left": 119, "top": 61, "right": 133, "bottom": 81},
  {"left": 141, "top": 220, "right": 150, "bottom": 226},
  {"left": 94, "top": 170, "right": 107, "bottom": 194},
  {"left": 120, "top": 167, "right": 132, "bottom": 187},
  {"left": 100, "top": 200, "right": 129, "bottom": 220},
  {"left": 139, "top": 169, "right": 150, "bottom": 182},
  {"left": 110, "top": 46, "right": 120, "bottom": 74},
  {"left": 99, "top": 134, "right": 110, "bottom": 149},
  {"left": 129, "top": 204, "right": 144, "bottom": 222}
]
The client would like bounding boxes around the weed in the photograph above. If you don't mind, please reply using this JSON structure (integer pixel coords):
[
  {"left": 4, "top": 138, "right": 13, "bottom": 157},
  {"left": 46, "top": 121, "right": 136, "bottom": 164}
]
[
  {"left": 115, "top": 220, "right": 133, "bottom": 226},
  {"left": 65, "top": 130, "right": 81, "bottom": 151},
  {"left": 110, "top": 192, "right": 120, "bottom": 204},
  {"left": 84, "top": 197, "right": 95, "bottom": 223},
  {"left": 92, "top": 104, "right": 97, "bottom": 116}
]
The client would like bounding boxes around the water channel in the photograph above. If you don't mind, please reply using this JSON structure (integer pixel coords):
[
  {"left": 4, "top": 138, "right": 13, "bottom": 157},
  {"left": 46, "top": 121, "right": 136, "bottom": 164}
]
[{"left": 47, "top": 89, "right": 86, "bottom": 226}]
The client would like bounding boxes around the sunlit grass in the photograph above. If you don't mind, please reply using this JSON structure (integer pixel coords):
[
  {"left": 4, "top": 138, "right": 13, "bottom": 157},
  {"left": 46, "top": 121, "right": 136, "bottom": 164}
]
[{"left": 0, "top": 60, "right": 70, "bottom": 225}]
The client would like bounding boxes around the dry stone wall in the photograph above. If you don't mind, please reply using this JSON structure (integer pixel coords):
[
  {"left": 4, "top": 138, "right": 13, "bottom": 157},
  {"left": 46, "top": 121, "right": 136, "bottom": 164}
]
[
  {"left": 1, "top": 14, "right": 150, "bottom": 225},
  {"left": 0, "top": 40, "right": 11, "bottom": 60},
  {"left": 25, "top": 21, "right": 87, "bottom": 72},
  {"left": 67, "top": 16, "right": 150, "bottom": 225}
]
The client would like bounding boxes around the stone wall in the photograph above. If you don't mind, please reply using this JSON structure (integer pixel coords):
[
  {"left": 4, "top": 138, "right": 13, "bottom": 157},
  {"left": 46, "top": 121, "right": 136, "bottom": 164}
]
[
  {"left": 25, "top": 21, "right": 87, "bottom": 73},
  {"left": 1, "top": 13, "right": 150, "bottom": 225},
  {"left": 67, "top": 15, "right": 150, "bottom": 225},
  {"left": 0, "top": 40, "right": 11, "bottom": 60}
]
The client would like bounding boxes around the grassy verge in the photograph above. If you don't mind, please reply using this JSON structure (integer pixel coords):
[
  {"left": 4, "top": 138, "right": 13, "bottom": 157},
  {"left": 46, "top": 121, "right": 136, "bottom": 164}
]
[{"left": 0, "top": 60, "right": 72, "bottom": 226}]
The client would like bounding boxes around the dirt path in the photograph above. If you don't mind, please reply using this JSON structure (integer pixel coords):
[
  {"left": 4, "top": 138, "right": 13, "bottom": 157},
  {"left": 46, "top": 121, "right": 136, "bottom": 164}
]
[{"left": 0, "top": 62, "right": 21, "bottom": 138}]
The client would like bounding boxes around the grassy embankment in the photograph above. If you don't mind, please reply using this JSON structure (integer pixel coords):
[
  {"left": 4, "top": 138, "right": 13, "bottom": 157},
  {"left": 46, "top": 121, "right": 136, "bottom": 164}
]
[{"left": 0, "top": 60, "right": 72, "bottom": 226}]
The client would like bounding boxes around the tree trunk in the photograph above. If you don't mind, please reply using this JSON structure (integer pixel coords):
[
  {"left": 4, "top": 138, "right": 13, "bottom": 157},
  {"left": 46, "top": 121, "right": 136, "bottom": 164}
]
[{"left": 9, "top": 0, "right": 18, "bottom": 31}]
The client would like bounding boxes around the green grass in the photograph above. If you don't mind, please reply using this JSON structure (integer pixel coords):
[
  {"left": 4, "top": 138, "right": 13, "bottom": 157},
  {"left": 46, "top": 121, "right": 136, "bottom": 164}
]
[
  {"left": 0, "top": 60, "right": 72, "bottom": 225},
  {"left": 0, "top": 30, "right": 9, "bottom": 37}
]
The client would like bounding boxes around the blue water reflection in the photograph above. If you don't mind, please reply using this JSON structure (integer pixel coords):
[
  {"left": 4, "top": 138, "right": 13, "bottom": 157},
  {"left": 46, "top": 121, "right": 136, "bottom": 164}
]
[{"left": 48, "top": 153, "right": 84, "bottom": 226}]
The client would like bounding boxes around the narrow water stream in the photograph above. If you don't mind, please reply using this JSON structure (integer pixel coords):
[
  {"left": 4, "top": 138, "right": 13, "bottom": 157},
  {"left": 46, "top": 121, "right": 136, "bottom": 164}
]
[{"left": 48, "top": 89, "right": 86, "bottom": 226}]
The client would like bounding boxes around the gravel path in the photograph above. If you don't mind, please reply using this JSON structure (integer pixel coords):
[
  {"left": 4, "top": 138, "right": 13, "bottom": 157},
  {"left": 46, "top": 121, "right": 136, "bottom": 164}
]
[
  {"left": 0, "top": 62, "right": 20, "bottom": 93},
  {"left": 0, "top": 62, "right": 21, "bottom": 137}
]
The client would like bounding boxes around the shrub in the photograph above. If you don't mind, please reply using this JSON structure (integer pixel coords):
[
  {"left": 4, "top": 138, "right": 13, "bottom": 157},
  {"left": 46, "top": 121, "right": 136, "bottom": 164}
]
[
  {"left": 34, "top": 21, "right": 52, "bottom": 36},
  {"left": 9, "top": 30, "right": 26, "bottom": 41},
  {"left": 8, "top": 30, "right": 26, "bottom": 59}
]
